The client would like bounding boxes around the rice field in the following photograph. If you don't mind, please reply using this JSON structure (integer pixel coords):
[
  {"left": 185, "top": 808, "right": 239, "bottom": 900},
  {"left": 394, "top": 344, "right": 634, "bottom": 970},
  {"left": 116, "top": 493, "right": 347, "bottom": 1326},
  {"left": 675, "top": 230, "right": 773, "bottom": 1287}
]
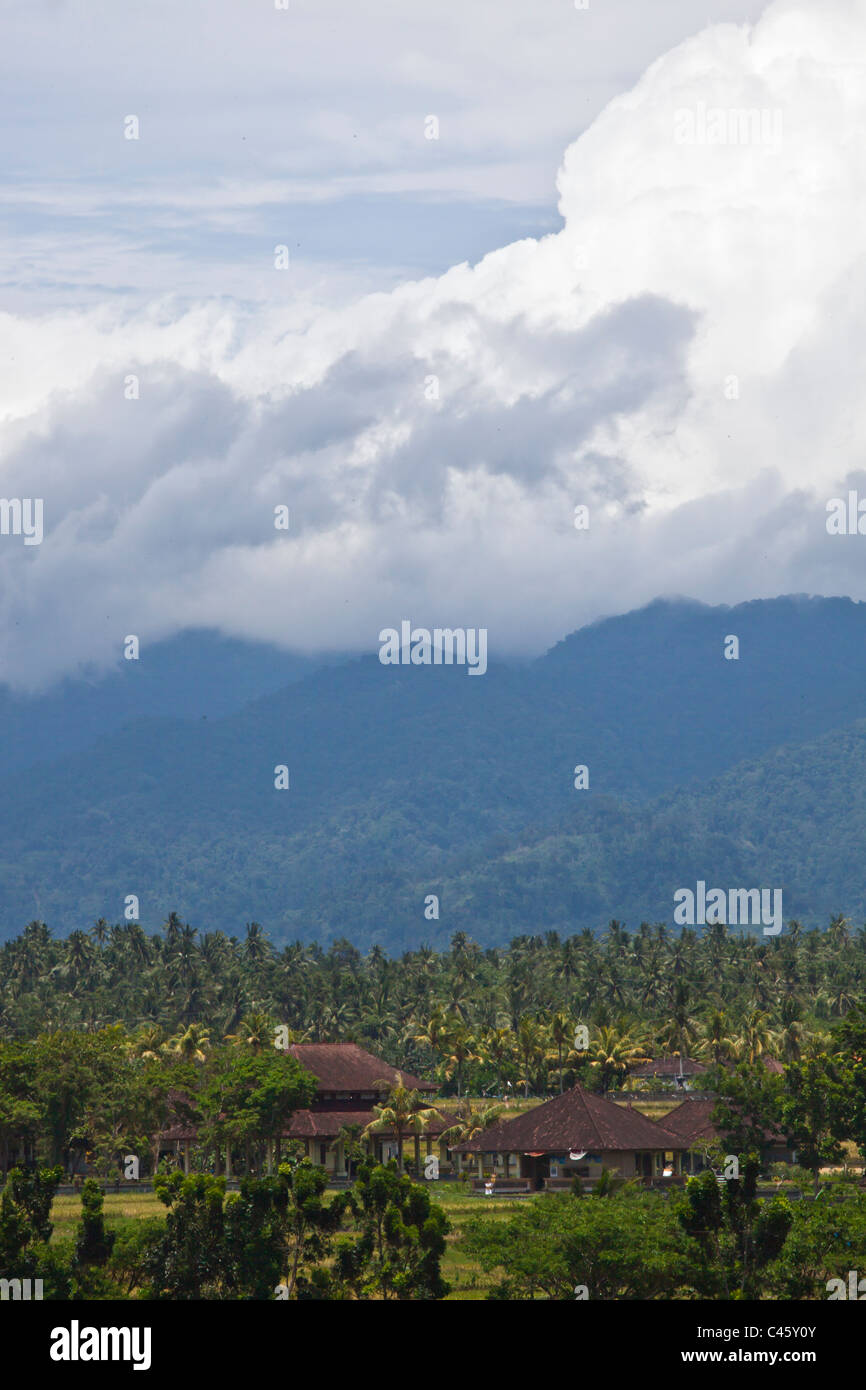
[
  {"left": 430, "top": 1183, "right": 525, "bottom": 1300},
  {"left": 47, "top": 1180, "right": 514, "bottom": 1299},
  {"left": 50, "top": 1191, "right": 166, "bottom": 1243}
]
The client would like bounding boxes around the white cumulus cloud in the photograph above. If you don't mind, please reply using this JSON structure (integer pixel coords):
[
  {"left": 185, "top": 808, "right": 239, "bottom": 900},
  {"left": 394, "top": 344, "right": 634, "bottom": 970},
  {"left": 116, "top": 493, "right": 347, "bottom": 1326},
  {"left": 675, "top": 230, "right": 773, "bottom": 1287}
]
[{"left": 1, "top": 0, "right": 865, "bottom": 689}]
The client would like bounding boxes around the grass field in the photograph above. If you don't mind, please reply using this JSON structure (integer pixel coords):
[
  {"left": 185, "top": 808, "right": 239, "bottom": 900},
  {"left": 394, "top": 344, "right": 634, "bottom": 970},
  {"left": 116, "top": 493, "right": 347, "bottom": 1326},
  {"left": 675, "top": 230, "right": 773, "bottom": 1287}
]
[
  {"left": 430, "top": 1183, "right": 523, "bottom": 1299},
  {"left": 50, "top": 1191, "right": 165, "bottom": 1244}
]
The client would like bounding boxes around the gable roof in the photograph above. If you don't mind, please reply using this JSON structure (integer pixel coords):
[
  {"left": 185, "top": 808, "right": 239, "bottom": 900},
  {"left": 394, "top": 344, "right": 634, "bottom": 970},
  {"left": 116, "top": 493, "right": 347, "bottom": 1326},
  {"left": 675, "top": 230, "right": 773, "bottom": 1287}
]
[
  {"left": 659, "top": 1099, "right": 719, "bottom": 1145},
  {"left": 287, "top": 1043, "right": 436, "bottom": 1093},
  {"left": 663, "top": 1097, "right": 791, "bottom": 1150},
  {"left": 454, "top": 1085, "right": 684, "bottom": 1154}
]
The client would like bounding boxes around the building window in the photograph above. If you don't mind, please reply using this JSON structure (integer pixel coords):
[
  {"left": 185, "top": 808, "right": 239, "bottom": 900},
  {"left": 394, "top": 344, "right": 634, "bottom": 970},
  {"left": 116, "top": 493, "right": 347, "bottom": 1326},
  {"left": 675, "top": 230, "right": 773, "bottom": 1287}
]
[{"left": 319, "top": 1143, "right": 327, "bottom": 1165}]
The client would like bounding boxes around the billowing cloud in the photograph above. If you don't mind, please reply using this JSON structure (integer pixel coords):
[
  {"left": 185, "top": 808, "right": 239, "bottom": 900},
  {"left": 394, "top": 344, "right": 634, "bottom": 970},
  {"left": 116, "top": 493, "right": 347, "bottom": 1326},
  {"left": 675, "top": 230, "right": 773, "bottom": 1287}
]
[{"left": 1, "top": 0, "right": 865, "bottom": 689}]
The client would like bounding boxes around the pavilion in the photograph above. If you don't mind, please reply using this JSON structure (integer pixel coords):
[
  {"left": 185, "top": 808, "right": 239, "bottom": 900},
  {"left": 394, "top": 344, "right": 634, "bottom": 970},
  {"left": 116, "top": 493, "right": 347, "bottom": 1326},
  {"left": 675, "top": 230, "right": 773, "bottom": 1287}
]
[{"left": 453, "top": 1083, "right": 687, "bottom": 1189}]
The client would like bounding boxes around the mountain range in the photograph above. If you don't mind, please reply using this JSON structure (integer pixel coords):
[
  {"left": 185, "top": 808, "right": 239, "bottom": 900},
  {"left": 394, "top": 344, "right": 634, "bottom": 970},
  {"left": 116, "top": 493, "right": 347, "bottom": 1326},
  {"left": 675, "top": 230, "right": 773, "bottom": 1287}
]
[{"left": 1, "top": 594, "right": 864, "bottom": 950}]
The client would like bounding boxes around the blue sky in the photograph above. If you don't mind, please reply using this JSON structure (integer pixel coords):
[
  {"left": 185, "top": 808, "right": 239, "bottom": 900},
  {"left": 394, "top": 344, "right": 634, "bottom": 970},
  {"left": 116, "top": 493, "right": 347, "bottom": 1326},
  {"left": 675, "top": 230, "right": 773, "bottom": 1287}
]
[{"left": 0, "top": 0, "right": 765, "bottom": 304}]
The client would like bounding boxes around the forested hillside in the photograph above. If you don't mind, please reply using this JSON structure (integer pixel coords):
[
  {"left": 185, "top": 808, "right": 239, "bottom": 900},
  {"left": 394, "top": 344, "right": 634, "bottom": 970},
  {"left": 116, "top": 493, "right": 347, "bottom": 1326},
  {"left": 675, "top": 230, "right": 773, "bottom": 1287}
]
[{"left": 1, "top": 595, "right": 865, "bottom": 947}]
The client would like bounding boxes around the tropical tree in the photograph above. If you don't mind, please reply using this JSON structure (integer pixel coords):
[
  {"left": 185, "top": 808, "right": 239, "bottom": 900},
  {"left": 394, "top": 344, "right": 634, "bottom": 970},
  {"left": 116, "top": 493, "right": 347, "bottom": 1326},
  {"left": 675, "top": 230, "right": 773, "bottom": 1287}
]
[
  {"left": 332, "top": 1160, "right": 450, "bottom": 1300},
  {"left": 167, "top": 1024, "right": 211, "bottom": 1065},
  {"left": 442, "top": 1029, "right": 478, "bottom": 1099},
  {"left": 781, "top": 1055, "right": 848, "bottom": 1196},
  {"left": 225, "top": 1011, "right": 276, "bottom": 1053},
  {"left": 361, "top": 1075, "right": 441, "bottom": 1173},
  {"left": 516, "top": 1016, "right": 547, "bottom": 1098},
  {"left": 481, "top": 1026, "right": 515, "bottom": 1098},
  {"left": 586, "top": 1025, "right": 651, "bottom": 1092},
  {"left": 547, "top": 1011, "right": 574, "bottom": 1094},
  {"left": 438, "top": 1098, "right": 504, "bottom": 1148}
]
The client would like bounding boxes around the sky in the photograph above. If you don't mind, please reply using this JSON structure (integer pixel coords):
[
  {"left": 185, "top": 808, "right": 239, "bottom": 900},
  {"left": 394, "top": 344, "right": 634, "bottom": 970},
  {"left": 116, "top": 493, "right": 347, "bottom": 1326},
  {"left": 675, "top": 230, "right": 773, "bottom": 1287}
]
[{"left": 1, "top": 0, "right": 865, "bottom": 689}]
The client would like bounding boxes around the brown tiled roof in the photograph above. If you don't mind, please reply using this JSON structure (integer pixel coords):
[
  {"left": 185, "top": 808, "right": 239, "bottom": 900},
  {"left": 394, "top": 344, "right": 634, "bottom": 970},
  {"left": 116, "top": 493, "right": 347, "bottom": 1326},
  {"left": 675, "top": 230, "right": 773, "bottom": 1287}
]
[
  {"left": 158, "top": 1108, "right": 456, "bottom": 1144},
  {"left": 285, "top": 1110, "right": 377, "bottom": 1139},
  {"left": 631, "top": 1056, "right": 708, "bottom": 1078},
  {"left": 288, "top": 1043, "right": 436, "bottom": 1093},
  {"left": 286, "top": 1107, "right": 456, "bottom": 1139},
  {"left": 454, "top": 1085, "right": 684, "bottom": 1154},
  {"left": 659, "top": 1099, "right": 719, "bottom": 1145},
  {"left": 663, "top": 1098, "right": 790, "bottom": 1150}
]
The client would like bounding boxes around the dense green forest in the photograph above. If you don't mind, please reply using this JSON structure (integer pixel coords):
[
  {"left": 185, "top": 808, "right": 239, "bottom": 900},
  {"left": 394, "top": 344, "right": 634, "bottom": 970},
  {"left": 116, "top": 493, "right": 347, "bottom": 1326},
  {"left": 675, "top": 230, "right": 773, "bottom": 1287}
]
[
  {"left": 2, "top": 912, "right": 864, "bottom": 1083},
  {"left": 3, "top": 596, "right": 866, "bottom": 948}
]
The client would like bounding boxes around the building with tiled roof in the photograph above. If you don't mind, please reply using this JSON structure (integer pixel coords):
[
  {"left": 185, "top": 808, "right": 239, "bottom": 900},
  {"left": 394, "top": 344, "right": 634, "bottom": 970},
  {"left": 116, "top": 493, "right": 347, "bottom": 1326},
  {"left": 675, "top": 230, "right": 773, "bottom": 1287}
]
[
  {"left": 660, "top": 1098, "right": 718, "bottom": 1146},
  {"left": 657, "top": 1098, "right": 719, "bottom": 1174},
  {"left": 662, "top": 1096, "right": 798, "bottom": 1171},
  {"left": 158, "top": 1043, "right": 447, "bottom": 1178},
  {"left": 285, "top": 1043, "right": 437, "bottom": 1096},
  {"left": 453, "top": 1084, "right": 687, "bottom": 1188},
  {"left": 630, "top": 1055, "right": 709, "bottom": 1085}
]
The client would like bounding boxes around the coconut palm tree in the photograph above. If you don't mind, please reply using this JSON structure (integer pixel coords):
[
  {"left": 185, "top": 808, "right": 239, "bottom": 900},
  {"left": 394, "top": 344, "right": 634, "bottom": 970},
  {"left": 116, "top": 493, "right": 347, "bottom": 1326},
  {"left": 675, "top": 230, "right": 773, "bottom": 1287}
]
[
  {"left": 827, "top": 983, "right": 858, "bottom": 1018},
  {"left": 162, "top": 912, "right": 183, "bottom": 950},
  {"left": 243, "top": 921, "right": 272, "bottom": 966},
  {"left": 656, "top": 981, "right": 700, "bottom": 1060},
  {"left": 827, "top": 914, "right": 852, "bottom": 950},
  {"left": 586, "top": 1024, "right": 651, "bottom": 1092},
  {"left": 482, "top": 1026, "right": 515, "bottom": 1098},
  {"left": 413, "top": 1009, "right": 451, "bottom": 1070},
  {"left": 442, "top": 1028, "right": 478, "bottom": 1099},
  {"left": 361, "top": 1074, "right": 441, "bottom": 1172},
  {"left": 58, "top": 930, "right": 95, "bottom": 988},
  {"left": 516, "top": 1016, "right": 547, "bottom": 1098},
  {"left": 336, "top": 1122, "right": 365, "bottom": 1180},
  {"left": 773, "top": 1017, "right": 806, "bottom": 1063},
  {"left": 438, "top": 1098, "right": 504, "bottom": 1147},
  {"left": 696, "top": 1009, "right": 738, "bottom": 1065},
  {"left": 225, "top": 1010, "right": 275, "bottom": 1052},
  {"left": 90, "top": 918, "right": 109, "bottom": 952},
  {"left": 128, "top": 1024, "right": 165, "bottom": 1061},
  {"left": 735, "top": 1008, "right": 773, "bottom": 1064},
  {"left": 547, "top": 1011, "right": 574, "bottom": 1094},
  {"left": 167, "top": 1023, "right": 211, "bottom": 1064}
]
